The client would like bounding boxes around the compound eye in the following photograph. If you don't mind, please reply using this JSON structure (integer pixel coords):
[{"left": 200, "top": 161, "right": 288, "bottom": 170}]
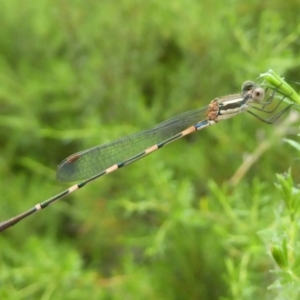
[
  {"left": 252, "top": 87, "right": 265, "bottom": 102},
  {"left": 242, "top": 81, "right": 255, "bottom": 93}
]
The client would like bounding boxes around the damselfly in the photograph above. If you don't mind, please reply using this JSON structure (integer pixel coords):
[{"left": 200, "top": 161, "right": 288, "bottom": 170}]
[{"left": 0, "top": 81, "right": 289, "bottom": 232}]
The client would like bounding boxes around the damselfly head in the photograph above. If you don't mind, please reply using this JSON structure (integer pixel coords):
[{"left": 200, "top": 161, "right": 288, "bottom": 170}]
[
  {"left": 242, "top": 81, "right": 255, "bottom": 92},
  {"left": 252, "top": 87, "right": 265, "bottom": 103},
  {"left": 242, "top": 81, "right": 265, "bottom": 103}
]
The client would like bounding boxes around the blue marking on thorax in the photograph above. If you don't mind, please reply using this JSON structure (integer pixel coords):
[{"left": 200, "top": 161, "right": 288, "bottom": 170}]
[{"left": 195, "top": 121, "right": 209, "bottom": 129}]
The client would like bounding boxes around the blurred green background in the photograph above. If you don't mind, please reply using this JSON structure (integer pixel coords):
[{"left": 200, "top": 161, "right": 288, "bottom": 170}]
[{"left": 1, "top": 0, "right": 300, "bottom": 299}]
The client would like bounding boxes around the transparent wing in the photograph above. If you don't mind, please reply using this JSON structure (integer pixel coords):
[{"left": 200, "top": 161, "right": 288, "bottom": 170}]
[{"left": 57, "top": 106, "right": 209, "bottom": 182}]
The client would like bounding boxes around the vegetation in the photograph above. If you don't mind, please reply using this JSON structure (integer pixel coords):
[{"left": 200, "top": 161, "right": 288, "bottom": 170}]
[{"left": 1, "top": 0, "right": 300, "bottom": 299}]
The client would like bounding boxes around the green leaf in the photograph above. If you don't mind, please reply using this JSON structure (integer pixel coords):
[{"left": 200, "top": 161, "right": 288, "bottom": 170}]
[
  {"left": 283, "top": 138, "right": 300, "bottom": 152},
  {"left": 270, "top": 240, "right": 289, "bottom": 270},
  {"left": 260, "top": 69, "right": 300, "bottom": 105}
]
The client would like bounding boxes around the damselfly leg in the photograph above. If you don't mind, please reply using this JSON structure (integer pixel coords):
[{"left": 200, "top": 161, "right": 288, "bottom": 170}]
[{"left": 247, "top": 83, "right": 295, "bottom": 124}]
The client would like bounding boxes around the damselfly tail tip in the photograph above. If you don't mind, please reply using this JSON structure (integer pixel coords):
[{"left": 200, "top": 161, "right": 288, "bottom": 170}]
[{"left": 0, "top": 220, "right": 12, "bottom": 233}]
